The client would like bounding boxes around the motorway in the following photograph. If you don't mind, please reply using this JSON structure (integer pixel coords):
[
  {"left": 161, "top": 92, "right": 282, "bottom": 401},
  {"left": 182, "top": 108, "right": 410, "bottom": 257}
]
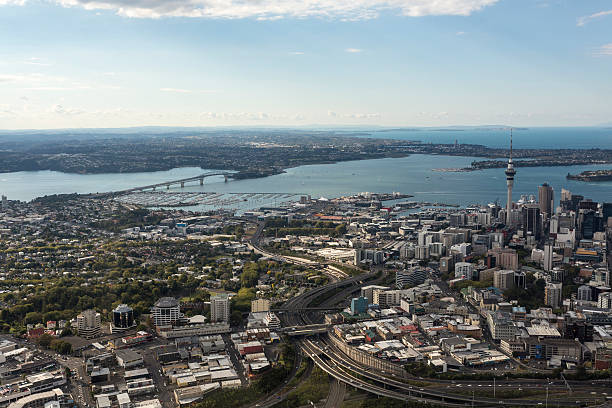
[
  {"left": 259, "top": 250, "right": 606, "bottom": 407},
  {"left": 323, "top": 379, "right": 346, "bottom": 408},
  {"left": 247, "top": 222, "right": 609, "bottom": 407}
]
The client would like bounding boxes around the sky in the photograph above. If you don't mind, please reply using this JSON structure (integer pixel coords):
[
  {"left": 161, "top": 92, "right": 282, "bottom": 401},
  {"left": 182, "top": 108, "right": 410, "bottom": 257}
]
[{"left": 0, "top": 0, "right": 611, "bottom": 129}]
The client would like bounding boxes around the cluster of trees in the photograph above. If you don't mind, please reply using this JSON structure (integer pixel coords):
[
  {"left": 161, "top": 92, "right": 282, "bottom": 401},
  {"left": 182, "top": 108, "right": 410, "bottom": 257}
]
[
  {"left": 275, "top": 367, "right": 329, "bottom": 408},
  {"left": 504, "top": 273, "right": 546, "bottom": 311},
  {"left": 0, "top": 276, "right": 181, "bottom": 333},
  {"left": 452, "top": 278, "right": 493, "bottom": 291},
  {"left": 90, "top": 208, "right": 165, "bottom": 232},
  {"left": 264, "top": 218, "right": 346, "bottom": 238},
  {"left": 37, "top": 334, "right": 72, "bottom": 355}
]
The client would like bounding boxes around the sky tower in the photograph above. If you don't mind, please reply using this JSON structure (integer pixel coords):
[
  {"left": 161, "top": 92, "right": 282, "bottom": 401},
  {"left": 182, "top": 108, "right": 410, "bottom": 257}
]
[{"left": 505, "top": 129, "right": 516, "bottom": 225}]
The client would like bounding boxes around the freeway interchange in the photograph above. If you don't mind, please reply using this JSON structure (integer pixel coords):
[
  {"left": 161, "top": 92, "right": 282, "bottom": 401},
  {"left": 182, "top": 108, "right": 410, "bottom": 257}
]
[{"left": 249, "top": 239, "right": 610, "bottom": 407}]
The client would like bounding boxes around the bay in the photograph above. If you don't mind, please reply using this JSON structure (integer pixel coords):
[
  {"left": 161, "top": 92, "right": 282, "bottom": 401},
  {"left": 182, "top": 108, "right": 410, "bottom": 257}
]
[{"left": 2, "top": 155, "right": 610, "bottom": 208}]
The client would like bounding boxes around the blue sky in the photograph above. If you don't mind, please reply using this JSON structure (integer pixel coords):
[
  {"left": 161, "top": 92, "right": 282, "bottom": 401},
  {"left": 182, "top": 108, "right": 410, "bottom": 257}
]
[{"left": 0, "top": 0, "right": 611, "bottom": 129}]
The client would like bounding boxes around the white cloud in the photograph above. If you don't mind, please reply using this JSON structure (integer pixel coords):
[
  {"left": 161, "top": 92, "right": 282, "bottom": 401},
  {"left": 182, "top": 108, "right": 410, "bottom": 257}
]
[
  {"left": 160, "top": 87, "right": 217, "bottom": 93},
  {"left": 200, "top": 111, "right": 281, "bottom": 120},
  {"left": 289, "top": 51, "right": 305, "bottom": 55},
  {"left": 345, "top": 48, "right": 363, "bottom": 53},
  {"left": 327, "top": 111, "right": 380, "bottom": 119},
  {"left": 577, "top": 9, "right": 612, "bottom": 26},
  {"left": 49, "top": 104, "right": 85, "bottom": 116},
  {"left": 0, "top": 72, "right": 120, "bottom": 91},
  {"left": 160, "top": 87, "right": 193, "bottom": 93},
  {"left": 0, "top": 0, "right": 26, "bottom": 5},
  {"left": 0, "top": 73, "right": 66, "bottom": 84},
  {"left": 3, "top": 0, "right": 499, "bottom": 20},
  {"left": 24, "top": 57, "right": 52, "bottom": 66},
  {"left": 456, "top": 31, "right": 466, "bottom": 35},
  {"left": 593, "top": 43, "right": 612, "bottom": 57}
]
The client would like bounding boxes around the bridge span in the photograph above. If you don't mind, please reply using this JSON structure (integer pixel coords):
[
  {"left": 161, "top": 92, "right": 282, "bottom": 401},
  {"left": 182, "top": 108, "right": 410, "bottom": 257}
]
[{"left": 113, "top": 172, "right": 233, "bottom": 195}]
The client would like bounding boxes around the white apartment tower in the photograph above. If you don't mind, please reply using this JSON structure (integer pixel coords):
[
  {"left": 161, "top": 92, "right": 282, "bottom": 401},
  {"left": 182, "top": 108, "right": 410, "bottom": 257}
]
[
  {"left": 77, "top": 309, "right": 101, "bottom": 339},
  {"left": 545, "top": 283, "right": 562, "bottom": 309},
  {"left": 211, "top": 294, "right": 230, "bottom": 323},
  {"left": 151, "top": 297, "right": 181, "bottom": 327}
]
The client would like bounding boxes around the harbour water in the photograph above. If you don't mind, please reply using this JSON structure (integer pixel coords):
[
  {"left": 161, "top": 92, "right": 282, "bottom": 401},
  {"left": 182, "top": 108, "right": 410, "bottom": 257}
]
[
  {"left": 356, "top": 127, "right": 612, "bottom": 149},
  {"left": 1, "top": 154, "right": 611, "bottom": 208}
]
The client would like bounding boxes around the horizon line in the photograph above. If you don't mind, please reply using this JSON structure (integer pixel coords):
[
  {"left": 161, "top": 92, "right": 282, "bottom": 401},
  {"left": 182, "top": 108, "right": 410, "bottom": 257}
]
[{"left": 1, "top": 124, "right": 611, "bottom": 132}]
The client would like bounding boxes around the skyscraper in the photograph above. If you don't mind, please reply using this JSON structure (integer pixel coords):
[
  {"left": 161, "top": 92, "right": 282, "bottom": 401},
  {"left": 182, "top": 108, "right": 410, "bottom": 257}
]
[
  {"left": 522, "top": 204, "right": 541, "bottom": 240},
  {"left": 505, "top": 130, "right": 516, "bottom": 226},
  {"left": 538, "top": 183, "right": 554, "bottom": 218}
]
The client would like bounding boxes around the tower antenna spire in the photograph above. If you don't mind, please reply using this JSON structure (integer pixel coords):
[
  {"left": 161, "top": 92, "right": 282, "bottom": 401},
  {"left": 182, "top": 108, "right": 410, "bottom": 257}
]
[{"left": 510, "top": 128, "right": 513, "bottom": 160}]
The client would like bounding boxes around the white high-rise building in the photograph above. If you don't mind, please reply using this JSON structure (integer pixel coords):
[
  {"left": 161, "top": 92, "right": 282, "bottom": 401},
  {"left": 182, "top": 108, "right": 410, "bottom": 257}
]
[
  {"left": 454, "top": 262, "right": 474, "bottom": 280},
  {"left": 549, "top": 216, "right": 559, "bottom": 234},
  {"left": 77, "top": 309, "right": 101, "bottom": 339},
  {"left": 211, "top": 294, "right": 230, "bottom": 323},
  {"left": 545, "top": 283, "right": 562, "bottom": 308},
  {"left": 151, "top": 297, "right": 181, "bottom": 327},
  {"left": 543, "top": 242, "right": 554, "bottom": 272},
  {"left": 493, "top": 270, "right": 515, "bottom": 291}
]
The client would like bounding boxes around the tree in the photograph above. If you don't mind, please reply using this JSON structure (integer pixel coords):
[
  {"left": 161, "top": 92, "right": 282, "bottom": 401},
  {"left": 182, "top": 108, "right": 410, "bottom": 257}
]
[
  {"left": 25, "top": 311, "right": 43, "bottom": 325},
  {"left": 230, "top": 310, "right": 243, "bottom": 326},
  {"left": 37, "top": 333, "right": 53, "bottom": 348},
  {"left": 60, "top": 327, "right": 73, "bottom": 337}
]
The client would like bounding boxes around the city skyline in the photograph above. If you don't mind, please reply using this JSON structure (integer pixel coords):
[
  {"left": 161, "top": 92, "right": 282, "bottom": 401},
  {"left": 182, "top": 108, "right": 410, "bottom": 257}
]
[{"left": 0, "top": 0, "right": 611, "bottom": 129}]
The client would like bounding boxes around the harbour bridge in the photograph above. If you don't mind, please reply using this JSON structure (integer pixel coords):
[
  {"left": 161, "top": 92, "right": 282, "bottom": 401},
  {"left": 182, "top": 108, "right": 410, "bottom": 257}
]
[{"left": 113, "top": 172, "right": 233, "bottom": 195}]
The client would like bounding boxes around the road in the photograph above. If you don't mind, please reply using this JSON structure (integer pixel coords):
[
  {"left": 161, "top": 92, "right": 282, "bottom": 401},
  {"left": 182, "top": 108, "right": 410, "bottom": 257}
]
[
  {"left": 324, "top": 379, "right": 346, "bottom": 408},
  {"left": 142, "top": 349, "right": 174, "bottom": 408},
  {"left": 222, "top": 333, "right": 249, "bottom": 386}
]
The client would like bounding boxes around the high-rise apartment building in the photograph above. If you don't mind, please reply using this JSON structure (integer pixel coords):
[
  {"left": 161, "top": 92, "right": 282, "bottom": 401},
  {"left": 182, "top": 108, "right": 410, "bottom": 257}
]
[
  {"left": 151, "top": 297, "right": 181, "bottom": 327},
  {"left": 211, "top": 294, "right": 230, "bottom": 323},
  {"left": 251, "top": 298, "right": 270, "bottom": 313},
  {"left": 543, "top": 242, "right": 554, "bottom": 272},
  {"left": 77, "top": 309, "right": 101, "bottom": 339},
  {"left": 545, "top": 283, "right": 562, "bottom": 309},
  {"left": 493, "top": 270, "right": 515, "bottom": 291}
]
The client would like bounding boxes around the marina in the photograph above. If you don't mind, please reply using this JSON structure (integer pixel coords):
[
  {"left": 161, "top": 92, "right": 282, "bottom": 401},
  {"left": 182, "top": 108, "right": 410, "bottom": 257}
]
[{"left": 114, "top": 191, "right": 305, "bottom": 211}]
